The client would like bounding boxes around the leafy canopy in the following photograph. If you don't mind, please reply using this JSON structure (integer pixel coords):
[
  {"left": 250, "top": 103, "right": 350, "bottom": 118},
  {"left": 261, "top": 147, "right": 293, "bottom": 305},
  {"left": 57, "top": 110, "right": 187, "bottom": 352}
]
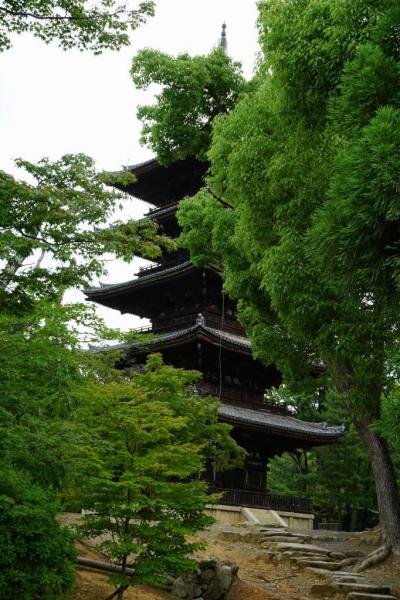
[
  {"left": 179, "top": 0, "right": 400, "bottom": 411},
  {"left": 0, "top": 154, "right": 174, "bottom": 314},
  {"left": 131, "top": 48, "right": 246, "bottom": 165},
  {"left": 176, "top": 0, "right": 400, "bottom": 543},
  {"left": 0, "top": 0, "right": 154, "bottom": 53},
  {"left": 73, "top": 354, "right": 244, "bottom": 597}
]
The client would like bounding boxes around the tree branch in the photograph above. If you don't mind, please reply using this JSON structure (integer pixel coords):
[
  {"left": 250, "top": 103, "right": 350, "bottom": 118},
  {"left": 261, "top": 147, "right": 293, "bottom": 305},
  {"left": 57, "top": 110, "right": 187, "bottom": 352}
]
[{"left": 0, "top": 5, "right": 125, "bottom": 22}]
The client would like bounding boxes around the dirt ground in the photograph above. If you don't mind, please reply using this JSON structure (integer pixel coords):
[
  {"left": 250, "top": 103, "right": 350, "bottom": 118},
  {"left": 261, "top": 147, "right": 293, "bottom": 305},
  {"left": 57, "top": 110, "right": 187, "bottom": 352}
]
[
  {"left": 70, "top": 535, "right": 324, "bottom": 600},
  {"left": 65, "top": 516, "right": 400, "bottom": 600}
]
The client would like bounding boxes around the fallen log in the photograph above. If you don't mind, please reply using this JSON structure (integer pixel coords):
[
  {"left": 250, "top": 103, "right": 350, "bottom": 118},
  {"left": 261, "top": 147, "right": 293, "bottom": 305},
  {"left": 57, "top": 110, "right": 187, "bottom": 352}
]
[{"left": 77, "top": 556, "right": 135, "bottom": 576}]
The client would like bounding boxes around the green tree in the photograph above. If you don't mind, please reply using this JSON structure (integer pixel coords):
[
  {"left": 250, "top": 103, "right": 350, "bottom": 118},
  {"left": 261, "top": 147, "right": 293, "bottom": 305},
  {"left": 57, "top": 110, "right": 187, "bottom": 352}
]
[
  {"left": 130, "top": 47, "right": 245, "bottom": 165},
  {"left": 0, "top": 0, "right": 154, "bottom": 53},
  {"left": 73, "top": 354, "right": 244, "bottom": 600},
  {"left": 175, "top": 0, "right": 400, "bottom": 552},
  {"left": 0, "top": 467, "right": 76, "bottom": 600},
  {"left": 0, "top": 154, "right": 173, "bottom": 314}
]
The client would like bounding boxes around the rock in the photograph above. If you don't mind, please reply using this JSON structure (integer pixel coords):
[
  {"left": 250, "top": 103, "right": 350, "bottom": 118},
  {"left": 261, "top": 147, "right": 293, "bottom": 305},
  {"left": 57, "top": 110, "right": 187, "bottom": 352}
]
[
  {"left": 201, "top": 569, "right": 215, "bottom": 583},
  {"left": 171, "top": 559, "right": 237, "bottom": 600},
  {"left": 204, "top": 566, "right": 232, "bottom": 600},
  {"left": 172, "top": 576, "right": 189, "bottom": 599},
  {"left": 199, "top": 559, "right": 218, "bottom": 571}
]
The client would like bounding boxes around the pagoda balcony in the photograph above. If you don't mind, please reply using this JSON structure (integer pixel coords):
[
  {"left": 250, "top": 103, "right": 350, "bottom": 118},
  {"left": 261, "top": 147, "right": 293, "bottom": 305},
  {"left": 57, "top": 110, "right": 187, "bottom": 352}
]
[
  {"left": 198, "top": 381, "right": 266, "bottom": 406},
  {"left": 209, "top": 486, "right": 313, "bottom": 514}
]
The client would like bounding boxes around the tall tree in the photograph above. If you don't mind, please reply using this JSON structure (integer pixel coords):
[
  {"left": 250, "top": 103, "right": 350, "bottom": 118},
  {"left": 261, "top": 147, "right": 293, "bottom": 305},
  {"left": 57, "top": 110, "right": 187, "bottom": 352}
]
[
  {"left": 0, "top": 0, "right": 154, "bottom": 53},
  {"left": 175, "top": 0, "right": 400, "bottom": 553}
]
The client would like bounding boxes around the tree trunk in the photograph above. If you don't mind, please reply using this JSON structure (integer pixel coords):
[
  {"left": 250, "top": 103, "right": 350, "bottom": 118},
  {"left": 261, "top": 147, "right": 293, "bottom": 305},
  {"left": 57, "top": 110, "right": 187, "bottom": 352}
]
[
  {"left": 356, "top": 416, "right": 400, "bottom": 553},
  {"left": 117, "top": 555, "right": 128, "bottom": 600}
]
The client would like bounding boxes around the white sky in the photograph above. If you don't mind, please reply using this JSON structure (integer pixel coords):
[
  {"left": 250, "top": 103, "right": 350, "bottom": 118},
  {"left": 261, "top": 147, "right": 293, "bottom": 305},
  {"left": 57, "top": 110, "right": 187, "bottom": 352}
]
[{"left": 0, "top": 0, "right": 259, "bottom": 330}]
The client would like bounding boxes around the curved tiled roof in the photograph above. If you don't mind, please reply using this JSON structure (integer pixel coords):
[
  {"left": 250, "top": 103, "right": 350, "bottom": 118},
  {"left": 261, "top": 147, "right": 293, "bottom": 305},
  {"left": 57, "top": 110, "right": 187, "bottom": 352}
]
[
  {"left": 90, "top": 322, "right": 251, "bottom": 354},
  {"left": 85, "top": 261, "right": 222, "bottom": 299},
  {"left": 144, "top": 202, "right": 179, "bottom": 220},
  {"left": 128, "top": 323, "right": 251, "bottom": 352},
  {"left": 218, "top": 403, "right": 345, "bottom": 439},
  {"left": 85, "top": 261, "right": 195, "bottom": 296}
]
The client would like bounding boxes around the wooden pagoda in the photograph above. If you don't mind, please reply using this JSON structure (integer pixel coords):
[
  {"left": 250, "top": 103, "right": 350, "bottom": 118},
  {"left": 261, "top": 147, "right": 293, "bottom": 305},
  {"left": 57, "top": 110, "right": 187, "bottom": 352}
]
[{"left": 85, "top": 157, "right": 344, "bottom": 515}]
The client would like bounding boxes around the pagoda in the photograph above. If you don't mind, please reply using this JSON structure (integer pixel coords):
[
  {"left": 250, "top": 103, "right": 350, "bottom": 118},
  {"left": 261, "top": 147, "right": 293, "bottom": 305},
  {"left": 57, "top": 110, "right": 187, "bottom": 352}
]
[{"left": 85, "top": 156, "right": 344, "bottom": 517}]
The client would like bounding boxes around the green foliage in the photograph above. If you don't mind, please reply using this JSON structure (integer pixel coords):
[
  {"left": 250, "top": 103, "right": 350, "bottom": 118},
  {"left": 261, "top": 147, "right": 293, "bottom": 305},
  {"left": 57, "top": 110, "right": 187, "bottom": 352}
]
[
  {"left": 0, "top": 303, "right": 99, "bottom": 490},
  {"left": 267, "top": 389, "right": 376, "bottom": 526},
  {"left": 0, "top": 467, "right": 76, "bottom": 600},
  {"left": 131, "top": 48, "right": 245, "bottom": 164},
  {"left": 72, "top": 354, "right": 244, "bottom": 595},
  {"left": 177, "top": 0, "right": 400, "bottom": 537},
  {"left": 0, "top": 0, "right": 154, "bottom": 53},
  {"left": 179, "top": 0, "right": 400, "bottom": 405},
  {"left": 0, "top": 154, "right": 174, "bottom": 314}
]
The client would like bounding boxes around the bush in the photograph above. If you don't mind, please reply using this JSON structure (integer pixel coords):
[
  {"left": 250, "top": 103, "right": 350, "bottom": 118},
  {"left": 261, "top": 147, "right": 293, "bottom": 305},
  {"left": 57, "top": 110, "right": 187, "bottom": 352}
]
[{"left": 0, "top": 468, "right": 76, "bottom": 600}]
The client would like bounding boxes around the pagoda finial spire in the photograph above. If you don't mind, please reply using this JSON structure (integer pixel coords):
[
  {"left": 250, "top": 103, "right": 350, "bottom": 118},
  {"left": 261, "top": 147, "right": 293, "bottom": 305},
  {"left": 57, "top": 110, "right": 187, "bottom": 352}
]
[{"left": 219, "top": 22, "right": 227, "bottom": 52}]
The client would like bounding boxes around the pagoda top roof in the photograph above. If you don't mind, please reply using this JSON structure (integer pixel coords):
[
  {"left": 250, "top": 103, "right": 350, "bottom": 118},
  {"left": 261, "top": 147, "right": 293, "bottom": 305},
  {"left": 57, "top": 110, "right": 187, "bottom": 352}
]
[
  {"left": 85, "top": 261, "right": 216, "bottom": 300},
  {"left": 115, "top": 157, "right": 208, "bottom": 206},
  {"left": 219, "top": 403, "right": 345, "bottom": 442}
]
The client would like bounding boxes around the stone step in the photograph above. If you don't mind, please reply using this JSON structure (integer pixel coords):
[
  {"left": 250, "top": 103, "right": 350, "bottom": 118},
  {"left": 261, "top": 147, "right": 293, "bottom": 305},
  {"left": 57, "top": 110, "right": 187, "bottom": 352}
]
[
  {"left": 261, "top": 531, "right": 307, "bottom": 538},
  {"left": 262, "top": 536, "right": 306, "bottom": 544},
  {"left": 311, "top": 583, "right": 338, "bottom": 596},
  {"left": 295, "top": 560, "right": 344, "bottom": 570},
  {"left": 306, "top": 567, "right": 342, "bottom": 576},
  {"left": 330, "top": 551, "right": 347, "bottom": 560},
  {"left": 337, "top": 583, "right": 391, "bottom": 595},
  {"left": 346, "top": 594, "right": 398, "bottom": 600},
  {"left": 282, "top": 551, "right": 329, "bottom": 560},
  {"left": 331, "top": 571, "right": 367, "bottom": 579},
  {"left": 306, "top": 567, "right": 367, "bottom": 579},
  {"left": 310, "top": 534, "right": 337, "bottom": 542},
  {"left": 335, "top": 577, "right": 372, "bottom": 584},
  {"left": 272, "top": 542, "right": 332, "bottom": 555},
  {"left": 294, "top": 554, "right": 337, "bottom": 562}
]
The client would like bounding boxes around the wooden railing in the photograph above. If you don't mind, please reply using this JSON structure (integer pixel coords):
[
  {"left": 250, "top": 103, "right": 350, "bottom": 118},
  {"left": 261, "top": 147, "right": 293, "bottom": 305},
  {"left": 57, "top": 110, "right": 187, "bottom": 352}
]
[
  {"left": 198, "top": 381, "right": 264, "bottom": 405},
  {"left": 210, "top": 486, "right": 313, "bottom": 514},
  {"left": 130, "top": 312, "right": 245, "bottom": 337}
]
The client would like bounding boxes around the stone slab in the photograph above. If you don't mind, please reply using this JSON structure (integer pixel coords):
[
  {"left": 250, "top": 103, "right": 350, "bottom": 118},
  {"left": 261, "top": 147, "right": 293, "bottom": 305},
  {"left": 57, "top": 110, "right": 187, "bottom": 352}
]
[
  {"left": 337, "top": 583, "right": 391, "bottom": 594},
  {"left": 295, "top": 560, "right": 343, "bottom": 570},
  {"left": 262, "top": 536, "right": 306, "bottom": 543},
  {"left": 332, "top": 571, "right": 366, "bottom": 578},
  {"left": 346, "top": 594, "right": 397, "bottom": 600},
  {"left": 273, "top": 542, "right": 332, "bottom": 554}
]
